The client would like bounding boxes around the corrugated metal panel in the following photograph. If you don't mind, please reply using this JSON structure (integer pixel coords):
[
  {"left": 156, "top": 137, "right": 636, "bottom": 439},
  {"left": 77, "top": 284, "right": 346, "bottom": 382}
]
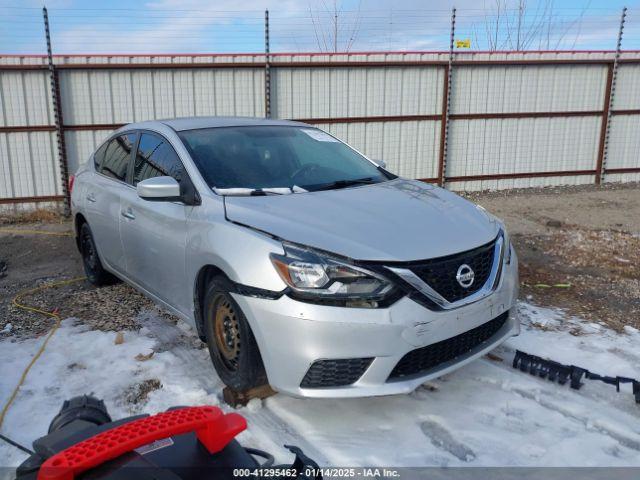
[
  {"left": 313, "top": 120, "right": 440, "bottom": 179},
  {"left": 449, "top": 175, "right": 595, "bottom": 192},
  {"left": 0, "top": 131, "right": 58, "bottom": 197},
  {"left": 273, "top": 66, "right": 443, "bottom": 119},
  {"left": 65, "top": 130, "right": 114, "bottom": 174},
  {"left": 605, "top": 115, "right": 640, "bottom": 170},
  {"left": 612, "top": 64, "right": 640, "bottom": 109},
  {"left": 451, "top": 65, "right": 606, "bottom": 114},
  {"left": 0, "top": 71, "right": 52, "bottom": 126},
  {"left": 59, "top": 68, "right": 264, "bottom": 124},
  {"left": 446, "top": 116, "right": 600, "bottom": 184},
  {"left": 4, "top": 51, "right": 640, "bottom": 206},
  {"left": 604, "top": 172, "right": 640, "bottom": 184}
]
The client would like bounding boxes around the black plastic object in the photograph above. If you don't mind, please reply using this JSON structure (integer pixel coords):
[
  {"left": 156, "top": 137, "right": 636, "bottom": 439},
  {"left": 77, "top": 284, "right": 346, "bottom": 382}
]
[
  {"left": 513, "top": 350, "right": 640, "bottom": 404},
  {"left": 389, "top": 311, "right": 508, "bottom": 380},
  {"left": 16, "top": 396, "right": 321, "bottom": 480},
  {"left": 405, "top": 237, "right": 496, "bottom": 303},
  {"left": 48, "top": 395, "right": 112, "bottom": 433},
  {"left": 300, "top": 358, "right": 374, "bottom": 388}
]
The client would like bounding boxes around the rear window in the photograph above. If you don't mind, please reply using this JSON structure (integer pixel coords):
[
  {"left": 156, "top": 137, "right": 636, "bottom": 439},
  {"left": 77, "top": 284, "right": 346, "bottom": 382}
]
[
  {"left": 93, "top": 142, "right": 108, "bottom": 172},
  {"left": 101, "top": 133, "right": 137, "bottom": 182}
]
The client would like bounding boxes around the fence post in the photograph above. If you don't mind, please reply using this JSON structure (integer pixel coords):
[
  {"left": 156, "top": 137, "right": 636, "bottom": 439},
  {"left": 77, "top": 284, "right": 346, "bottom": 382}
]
[
  {"left": 264, "top": 9, "right": 271, "bottom": 119},
  {"left": 596, "top": 6, "right": 627, "bottom": 185},
  {"left": 43, "top": 6, "right": 70, "bottom": 215},
  {"left": 437, "top": 7, "right": 456, "bottom": 187}
]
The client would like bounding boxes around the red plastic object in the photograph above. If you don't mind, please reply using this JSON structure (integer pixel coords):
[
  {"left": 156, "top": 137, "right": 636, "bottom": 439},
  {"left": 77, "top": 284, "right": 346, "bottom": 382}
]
[
  {"left": 38, "top": 406, "right": 246, "bottom": 480},
  {"left": 67, "top": 175, "right": 75, "bottom": 195}
]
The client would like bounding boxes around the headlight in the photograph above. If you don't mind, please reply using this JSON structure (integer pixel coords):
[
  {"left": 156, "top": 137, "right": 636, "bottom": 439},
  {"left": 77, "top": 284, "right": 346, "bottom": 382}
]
[
  {"left": 502, "top": 226, "right": 513, "bottom": 265},
  {"left": 270, "top": 243, "right": 397, "bottom": 308}
]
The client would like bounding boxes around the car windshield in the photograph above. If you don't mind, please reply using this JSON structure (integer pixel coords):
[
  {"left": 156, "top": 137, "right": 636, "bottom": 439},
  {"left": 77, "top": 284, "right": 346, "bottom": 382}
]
[{"left": 178, "top": 126, "right": 392, "bottom": 193}]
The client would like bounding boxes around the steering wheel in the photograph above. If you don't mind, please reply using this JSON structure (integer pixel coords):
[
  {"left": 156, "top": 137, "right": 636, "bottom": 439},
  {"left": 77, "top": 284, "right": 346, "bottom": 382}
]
[{"left": 291, "top": 163, "right": 320, "bottom": 184}]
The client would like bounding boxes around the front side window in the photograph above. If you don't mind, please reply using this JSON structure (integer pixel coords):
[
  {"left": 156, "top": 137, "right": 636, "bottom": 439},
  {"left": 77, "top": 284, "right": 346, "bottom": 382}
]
[
  {"left": 101, "top": 133, "right": 137, "bottom": 182},
  {"left": 178, "top": 126, "right": 391, "bottom": 192},
  {"left": 133, "top": 133, "right": 184, "bottom": 186}
]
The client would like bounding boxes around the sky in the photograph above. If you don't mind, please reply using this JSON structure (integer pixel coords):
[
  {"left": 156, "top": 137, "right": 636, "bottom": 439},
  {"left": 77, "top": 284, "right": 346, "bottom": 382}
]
[{"left": 0, "top": 0, "right": 638, "bottom": 55}]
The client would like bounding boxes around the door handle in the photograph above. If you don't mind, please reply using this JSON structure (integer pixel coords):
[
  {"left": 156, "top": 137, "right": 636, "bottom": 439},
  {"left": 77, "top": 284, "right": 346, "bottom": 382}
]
[
  {"left": 86, "top": 193, "right": 96, "bottom": 203},
  {"left": 121, "top": 209, "right": 135, "bottom": 220}
]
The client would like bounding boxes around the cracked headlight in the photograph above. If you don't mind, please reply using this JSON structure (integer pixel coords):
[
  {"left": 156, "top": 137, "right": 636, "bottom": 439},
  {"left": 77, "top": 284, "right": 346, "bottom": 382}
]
[
  {"left": 270, "top": 243, "right": 397, "bottom": 308},
  {"left": 502, "top": 226, "right": 513, "bottom": 265}
]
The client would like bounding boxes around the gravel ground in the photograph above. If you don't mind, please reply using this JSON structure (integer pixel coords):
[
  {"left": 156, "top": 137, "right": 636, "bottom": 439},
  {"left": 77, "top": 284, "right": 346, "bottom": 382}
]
[
  {"left": 464, "top": 181, "right": 640, "bottom": 331},
  {"left": 0, "top": 221, "right": 178, "bottom": 337},
  {"left": 1, "top": 182, "right": 638, "bottom": 338}
]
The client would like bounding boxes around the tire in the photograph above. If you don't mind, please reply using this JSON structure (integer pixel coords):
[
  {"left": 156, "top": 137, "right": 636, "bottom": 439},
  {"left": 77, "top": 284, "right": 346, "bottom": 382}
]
[
  {"left": 204, "top": 281, "right": 267, "bottom": 391},
  {"left": 79, "top": 222, "right": 117, "bottom": 286}
]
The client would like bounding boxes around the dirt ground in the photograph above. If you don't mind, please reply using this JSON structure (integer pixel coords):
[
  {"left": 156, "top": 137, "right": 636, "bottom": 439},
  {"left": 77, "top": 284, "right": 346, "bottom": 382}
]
[
  {"left": 1, "top": 182, "right": 638, "bottom": 338},
  {"left": 464, "top": 182, "right": 640, "bottom": 331}
]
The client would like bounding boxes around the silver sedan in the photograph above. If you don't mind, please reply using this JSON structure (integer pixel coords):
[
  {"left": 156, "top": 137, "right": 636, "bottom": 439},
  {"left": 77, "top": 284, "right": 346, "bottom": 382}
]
[{"left": 71, "top": 117, "right": 519, "bottom": 398}]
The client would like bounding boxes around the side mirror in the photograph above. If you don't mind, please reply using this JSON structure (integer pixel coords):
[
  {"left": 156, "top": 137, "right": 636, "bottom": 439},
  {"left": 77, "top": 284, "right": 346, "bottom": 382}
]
[
  {"left": 137, "top": 176, "right": 181, "bottom": 201},
  {"left": 373, "top": 159, "right": 387, "bottom": 169}
]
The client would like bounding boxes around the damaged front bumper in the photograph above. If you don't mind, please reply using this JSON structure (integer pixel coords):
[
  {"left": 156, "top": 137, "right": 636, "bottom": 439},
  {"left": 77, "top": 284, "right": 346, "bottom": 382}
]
[{"left": 232, "top": 252, "right": 519, "bottom": 398}]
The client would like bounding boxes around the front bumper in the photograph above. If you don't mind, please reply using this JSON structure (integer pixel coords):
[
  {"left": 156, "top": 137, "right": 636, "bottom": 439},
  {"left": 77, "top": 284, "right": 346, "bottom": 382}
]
[{"left": 232, "top": 252, "right": 519, "bottom": 398}]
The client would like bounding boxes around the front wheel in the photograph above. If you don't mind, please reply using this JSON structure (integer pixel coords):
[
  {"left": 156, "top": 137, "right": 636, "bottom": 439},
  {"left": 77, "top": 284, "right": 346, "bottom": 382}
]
[{"left": 204, "top": 282, "right": 267, "bottom": 391}]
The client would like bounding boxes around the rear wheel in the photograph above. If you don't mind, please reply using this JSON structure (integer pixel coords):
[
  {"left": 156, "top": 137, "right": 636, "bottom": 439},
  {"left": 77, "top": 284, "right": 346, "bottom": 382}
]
[
  {"left": 79, "top": 222, "right": 117, "bottom": 286},
  {"left": 204, "top": 281, "right": 267, "bottom": 391}
]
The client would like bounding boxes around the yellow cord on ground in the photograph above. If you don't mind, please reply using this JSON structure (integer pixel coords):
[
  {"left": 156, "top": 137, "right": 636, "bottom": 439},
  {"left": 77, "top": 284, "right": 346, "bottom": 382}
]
[
  {"left": 0, "top": 228, "right": 73, "bottom": 237},
  {"left": 0, "top": 276, "right": 85, "bottom": 431}
]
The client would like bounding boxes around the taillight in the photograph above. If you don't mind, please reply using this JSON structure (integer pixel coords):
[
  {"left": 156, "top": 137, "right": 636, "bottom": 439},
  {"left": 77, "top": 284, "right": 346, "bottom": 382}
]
[{"left": 68, "top": 175, "right": 75, "bottom": 194}]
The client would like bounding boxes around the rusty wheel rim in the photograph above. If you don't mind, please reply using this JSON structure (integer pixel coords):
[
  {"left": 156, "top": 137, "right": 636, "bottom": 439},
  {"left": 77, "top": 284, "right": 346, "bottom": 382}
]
[{"left": 213, "top": 297, "right": 241, "bottom": 370}]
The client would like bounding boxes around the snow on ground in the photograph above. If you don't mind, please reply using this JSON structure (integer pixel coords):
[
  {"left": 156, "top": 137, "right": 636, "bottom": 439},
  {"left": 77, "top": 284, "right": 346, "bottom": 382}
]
[{"left": 1, "top": 302, "right": 639, "bottom": 472}]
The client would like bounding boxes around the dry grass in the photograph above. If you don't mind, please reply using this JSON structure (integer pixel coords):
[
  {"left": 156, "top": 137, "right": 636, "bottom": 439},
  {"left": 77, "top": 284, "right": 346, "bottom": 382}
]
[{"left": 0, "top": 208, "right": 64, "bottom": 225}]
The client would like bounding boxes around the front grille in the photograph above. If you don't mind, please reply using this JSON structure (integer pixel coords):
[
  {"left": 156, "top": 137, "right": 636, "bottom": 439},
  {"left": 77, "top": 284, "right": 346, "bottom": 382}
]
[
  {"left": 408, "top": 238, "right": 497, "bottom": 303},
  {"left": 300, "top": 358, "right": 374, "bottom": 388},
  {"left": 388, "top": 311, "right": 509, "bottom": 380}
]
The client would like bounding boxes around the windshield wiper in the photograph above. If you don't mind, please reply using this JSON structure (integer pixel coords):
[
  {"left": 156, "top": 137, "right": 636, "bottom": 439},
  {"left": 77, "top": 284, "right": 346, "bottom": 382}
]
[
  {"left": 311, "top": 177, "right": 377, "bottom": 191},
  {"left": 213, "top": 186, "right": 308, "bottom": 196}
]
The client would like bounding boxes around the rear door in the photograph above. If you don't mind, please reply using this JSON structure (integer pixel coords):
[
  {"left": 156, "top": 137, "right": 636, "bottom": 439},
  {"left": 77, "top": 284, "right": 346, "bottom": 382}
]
[
  {"left": 84, "top": 132, "right": 138, "bottom": 274},
  {"left": 119, "top": 131, "right": 191, "bottom": 313}
]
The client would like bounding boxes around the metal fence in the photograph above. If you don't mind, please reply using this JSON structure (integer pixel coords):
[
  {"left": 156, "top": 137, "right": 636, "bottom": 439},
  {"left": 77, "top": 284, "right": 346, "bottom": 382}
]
[{"left": 1, "top": 7, "right": 640, "bottom": 211}]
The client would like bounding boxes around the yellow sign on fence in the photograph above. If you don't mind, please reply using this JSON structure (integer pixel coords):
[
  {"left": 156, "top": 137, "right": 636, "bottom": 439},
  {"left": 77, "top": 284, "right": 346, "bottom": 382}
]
[{"left": 455, "top": 39, "right": 471, "bottom": 48}]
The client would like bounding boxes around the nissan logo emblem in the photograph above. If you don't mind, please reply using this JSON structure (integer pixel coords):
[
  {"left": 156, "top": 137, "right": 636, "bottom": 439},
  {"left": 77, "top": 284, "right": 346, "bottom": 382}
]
[{"left": 456, "top": 264, "right": 475, "bottom": 288}]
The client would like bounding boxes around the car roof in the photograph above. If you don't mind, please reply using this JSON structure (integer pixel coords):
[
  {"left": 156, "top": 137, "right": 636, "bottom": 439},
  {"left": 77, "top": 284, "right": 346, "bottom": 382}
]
[{"left": 123, "top": 116, "right": 309, "bottom": 132}]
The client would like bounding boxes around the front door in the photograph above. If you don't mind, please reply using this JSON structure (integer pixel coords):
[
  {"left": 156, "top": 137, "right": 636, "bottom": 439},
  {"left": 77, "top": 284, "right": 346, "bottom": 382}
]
[{"left": 119, "top": 132, "right": 192, "bottom": 314}]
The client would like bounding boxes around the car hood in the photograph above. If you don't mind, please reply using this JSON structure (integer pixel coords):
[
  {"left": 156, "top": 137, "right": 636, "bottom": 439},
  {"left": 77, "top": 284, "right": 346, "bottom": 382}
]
[{"left": 224, "top": 179, "right": 500, "bottom": 262}]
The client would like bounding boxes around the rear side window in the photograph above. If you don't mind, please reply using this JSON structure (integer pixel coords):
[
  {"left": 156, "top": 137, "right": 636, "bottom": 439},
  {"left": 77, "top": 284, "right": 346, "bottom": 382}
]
[
  {"left": 101, "top": 133, "right": 137, "bottom": 182},
  {"left": 93, "top": 142, "right": 108, "bottom": 172},
  {"left": 133, "top": 133, "right": 185, "bottom": 186}
]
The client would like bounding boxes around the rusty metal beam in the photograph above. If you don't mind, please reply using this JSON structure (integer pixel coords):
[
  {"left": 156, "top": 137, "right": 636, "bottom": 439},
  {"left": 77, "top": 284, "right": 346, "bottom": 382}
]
[
  {"left": 297, "top": 114, "right": 441, "bottom": 124},
  {"left": 6, "top": 57, "right": 640, "bottom": 72},
  {"left": 437, "top": 64, "right": 451, "bottom": 186},
  {"left": 596, "top": 64, "right": 615, "bottom": 185},
  {"left": 3, "top": 106, "right": 636, "bottom": 135},
  {"left": 0, "top": 195, "right": 65, "bottom": 205},
  {"left": 604, "top": 167, "right": 640, "bottom": 174},
  {"left": 55, "top": 62, "right": 266, "bottom": 70},
  {"left": 450, "top": 110, "right": 603, "bottom": 120},
  {"left": 63, "top": 123, "right": 125, "bottom": 131},
  {"left": 0, "top": 64, "right": 48, "bottom": 71},
  {"left": 610, "top": 109, "right": 640, "bottom": 116},
  {"left": 443, "top": 170, "right": 597, "bottom": 183},
  {"left": 44, "top": 7, "right": 71, "bottom": 215},
  {"left": 0, "top": 125, "right": 56, "bottom": 133}
]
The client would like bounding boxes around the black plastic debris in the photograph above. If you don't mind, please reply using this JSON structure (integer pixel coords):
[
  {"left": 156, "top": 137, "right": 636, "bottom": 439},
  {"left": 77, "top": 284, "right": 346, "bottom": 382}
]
[{"left": 513, "top": 350, "right": 640, "bottom": 404}]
